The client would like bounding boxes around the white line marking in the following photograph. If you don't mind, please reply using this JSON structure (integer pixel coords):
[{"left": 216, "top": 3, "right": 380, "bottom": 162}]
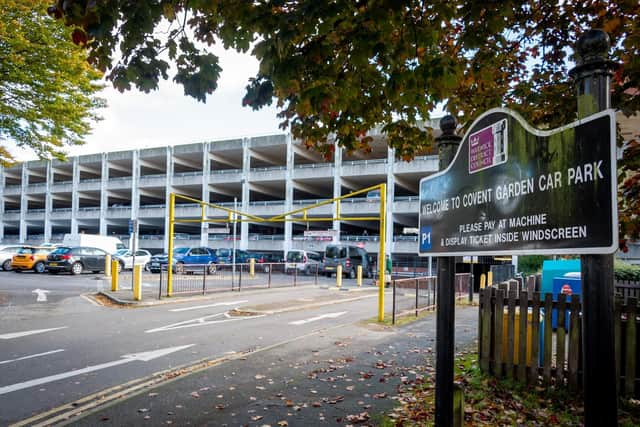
[
  {"left": 146, "top": 311, "right": 264, "bottom": 333},
  {"left": 81, "top": 294, "right": 101, "bottom": 306},
  {"left": 169, "top": 300, "right": 249, "bottom": 312},
  {"left": 0, "top": 349, "right": 65, "bottom": 365},
  {"left": 0, "top": 344, "right": 194, "bottom": 396},
  {"left": 32, "top": 289, "right": 50, "bottom": 302},
  {"left": 289, "top": 311, "right": 348, "bottom": 326},
  {"left": 0, "top": 327, "right": 68, "bottom": 340}
]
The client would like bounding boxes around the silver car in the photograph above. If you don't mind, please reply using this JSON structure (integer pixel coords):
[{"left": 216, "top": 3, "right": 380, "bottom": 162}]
[
  {"left": 0, "top": 245, "right": 24, "bottom": 271},
  {"left": 113, "top": 249, "right": 152, "bottom": 272}
]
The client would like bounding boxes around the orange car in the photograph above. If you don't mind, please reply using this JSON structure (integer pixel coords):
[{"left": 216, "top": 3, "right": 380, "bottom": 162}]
[{"left": 12, "top": 246, "right": 52, "bottom": 273}]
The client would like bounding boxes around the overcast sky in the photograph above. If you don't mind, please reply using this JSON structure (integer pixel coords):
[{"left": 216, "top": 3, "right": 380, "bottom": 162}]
[{"left": 14, "top": 47, "right": 283, "bottom": 161}]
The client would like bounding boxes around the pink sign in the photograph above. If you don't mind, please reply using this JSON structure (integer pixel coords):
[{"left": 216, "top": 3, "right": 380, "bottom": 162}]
[{"left": 469, "top": 126, "right": 495, "bottom": 172}]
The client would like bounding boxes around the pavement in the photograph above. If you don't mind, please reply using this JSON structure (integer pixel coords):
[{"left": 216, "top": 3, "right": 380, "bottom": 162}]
[{"left": 66, "top": 287, "right": 478, "bottom": 427}]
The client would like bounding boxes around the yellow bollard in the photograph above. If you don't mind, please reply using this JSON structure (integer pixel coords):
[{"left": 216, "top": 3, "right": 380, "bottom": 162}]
[
  {"left": 250, "top": 258, "right": 255, "bottom": 277},
  {"left": 336, "top": 265, "right": 342, "bottom": 288},
  {"left": 111, "top": 259, "right": 119, "bottom": 291},
  {"left": 357, "top": 265, "right": 362, "bottom": 287},
  {"left": 133, "top": 264, "right": 142, "bottom": 301},
  {"left": 104, "top": 255, "right": 111, "bottom": 277},
  {"left": 480, "top": 273, "right": 486, "bottom": 289},
  {"left": 487, "top": 271, "right": 493, "bottom": 287}
]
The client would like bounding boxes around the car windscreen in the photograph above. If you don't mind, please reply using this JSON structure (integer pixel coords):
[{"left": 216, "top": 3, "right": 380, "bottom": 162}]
[
  {"left": 325, "top": 247, "right": 346, "bottom": 258},
  {"left": 174, "top": 247, "right": 189, "bottom": 254},
  {"left": 51, "top": 247, "right": 72, "bottom": 254},
  {"left": 287, "top": 252, "right": 302, "bottom": 262}
]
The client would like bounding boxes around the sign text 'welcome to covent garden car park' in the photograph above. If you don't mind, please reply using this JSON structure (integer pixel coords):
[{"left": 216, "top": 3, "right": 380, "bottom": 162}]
[{"left": 418, "top": 108, "right": 617, "bottom": 257}]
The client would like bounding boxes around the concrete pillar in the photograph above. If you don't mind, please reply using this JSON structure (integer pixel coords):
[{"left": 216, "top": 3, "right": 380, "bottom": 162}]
[
  {"left": 332, "top": 142, "right": 342, "bottom": 243},
  {"left": 99, "top": 153, "right": 109, "bottom": 235},
  {"left": 44, "top": 161, "right": 53, "bottom": 242},
  {"left": 385, "top": 147, "right": 396, "bottom": 255},
  {"left": 283, "top": 134, "right": 294, "bottom": 256},
  {"left": 70, "top": 157, "right": 79, "bottom": 234},
  {"left": 19, "top": 163, "right": 28, "bottom": 242},
  {"left": 163, "top": 146, "right": 174, "bottom": 253},
  {"left": 0, "top": 165, "right": 4, "bottom": 242},
  {"left": 240, "top": 138, "right": 250, "bottom": 250},
  {"left": 130, "top": 150, "right": 140, "bottom": 249},
  {"left": 201, "top": 142, "right": 211, "bottom": 247}
]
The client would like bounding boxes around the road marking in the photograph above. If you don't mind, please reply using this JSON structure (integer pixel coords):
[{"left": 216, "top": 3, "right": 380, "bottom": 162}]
[
  {"left": 146, "top": 312, "right": 264, "bottom": 333},
  {"left": 0, "top": 349, "right": 65, "bottom": 365},
  {"left": 32, "top": 289, "right": 50, "bottom": 302},
  {"left": 0, "top": 344, "right": 194, "bottom": 396},
  {"left": 0, "top": 326, "right": 68, "bottom": 340},
  {"left": 169, "top": 300, "right": 249, "bottom": 312},
  {"left": 289, "top": 311, "right": 348, "bottom": 325}
]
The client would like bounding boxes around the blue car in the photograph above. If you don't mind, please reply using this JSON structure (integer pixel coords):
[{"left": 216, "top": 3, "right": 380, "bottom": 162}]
[{"left": 172, "top": 247, "right": 218, "bottom": 274}]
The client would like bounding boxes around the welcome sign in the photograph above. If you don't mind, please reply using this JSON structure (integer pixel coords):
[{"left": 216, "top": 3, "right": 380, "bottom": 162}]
[{"left": 418, "top": 108, "right": 617, "bottom": 256}]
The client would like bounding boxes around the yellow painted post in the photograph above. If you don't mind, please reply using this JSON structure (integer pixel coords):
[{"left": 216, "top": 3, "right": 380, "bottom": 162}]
[
  {"left": 250, "top": 258, "right": 255, "bottom": 277},
  {"left": 357, "top": 265, "right": 362, "bottom": 287},
  {"left": 104, "top": 254, "right": 111, "bottom": 277},
  {"left": 487, "top": 271, "right": 493, "bottom": 287},
  {"left": 167, "top": 193, "right": 175, "bottom": 297},
  {"left": 133, "top": 264, "right": 142, "bottom": 301},
  {"left": 111, "top": 259, "right": 119, "bottom": 291},
  {"left": 480, "top": 273, "right": 486, "bottom": 289},
  {"left": 336, "top": 265, "right": 342, "bottom": 288},
  {"left": 378, "top": 183, "right": 386, "bottom": 321}
]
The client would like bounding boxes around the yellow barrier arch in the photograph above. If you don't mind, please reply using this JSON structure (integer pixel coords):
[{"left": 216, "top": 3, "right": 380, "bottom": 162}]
[{"left": 167, "top": 183, "right": 388, "bottom": 321}]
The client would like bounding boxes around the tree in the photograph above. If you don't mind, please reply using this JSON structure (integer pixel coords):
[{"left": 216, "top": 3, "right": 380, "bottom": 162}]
[
  {"left": 0, "top": 0, "right": 105, "bottom": 166},
  {"left": 50, "top": 1, "right": 638, "bottom": 241}
]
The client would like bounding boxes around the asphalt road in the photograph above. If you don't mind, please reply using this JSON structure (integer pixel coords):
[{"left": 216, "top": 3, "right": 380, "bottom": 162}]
[{"left": 0, "top": 271, "right": 397, "bottom": 425}]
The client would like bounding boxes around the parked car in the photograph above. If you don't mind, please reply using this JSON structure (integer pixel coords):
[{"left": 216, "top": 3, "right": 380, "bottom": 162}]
[
  {"left": 46, "top": 246, "right": 108, "bottom": 275},
  {"left": 246, "top": 252, "right": 279, "bottom": 273},
  {"left": 285, "top": 250, "right": 323, "bottom": 275},
  {"left": 112, "top": 249, "right": 152, "bottom": 272},
  {"left": 212, "top": 248, "right": 250, "bottom": 264},
  {"left": 11, "top": 246, "right": 53, "bottom": 273},
  {"left": 148, "top": 253, "right": 168, "bottom": 273},
  {"left": 323, "top": 244, "right": 372, "bottom": 279},
  {"left": 172, "top": 247, "right": 218, "bottom": 274},
  {"left": 0, "top": 245, "right": 25, "bottom": 271},
  {"left": 62, "top": 233, "right": 125, "bottom": 254}
]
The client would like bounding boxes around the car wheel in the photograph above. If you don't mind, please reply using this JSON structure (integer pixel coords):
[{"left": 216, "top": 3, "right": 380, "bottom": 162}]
[
  {"left": 176, "top": 262, "right": 185, "bottom": 274},
  {"left": 117, "top": 262, "right": 124, "bottom": 273},
  {"left": 263, "top": 265, "right": 270, "bottom": 273},
  {"left": 207, "top": 263, "right": 217, "bottom": 274},
  {"left": 71, "top": 262, "right": 83, "bottom": 275},
  {"left": 34, "top": 261, "right": 45, "bottom": 274},
  {"left": 348, "top": 269, "right": 356, "bottom": 280},
  {"left": 144, "top": 263, "right": 150, "bottom": 272},
  {"left": 2, "top": 259, "right": 12, "bottom": 271},
  {"left": 305, "top": 266, "right": 312, "bottom": 276}
]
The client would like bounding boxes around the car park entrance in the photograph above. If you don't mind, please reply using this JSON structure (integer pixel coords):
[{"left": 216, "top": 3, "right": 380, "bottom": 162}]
[{"left": 167, "top": 184, "right": 389, "bottom": 320}]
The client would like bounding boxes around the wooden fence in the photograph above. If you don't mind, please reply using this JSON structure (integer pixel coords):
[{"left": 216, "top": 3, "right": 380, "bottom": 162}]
[{"left": 479, "top": 286, "right": 640, "bottom": 397}]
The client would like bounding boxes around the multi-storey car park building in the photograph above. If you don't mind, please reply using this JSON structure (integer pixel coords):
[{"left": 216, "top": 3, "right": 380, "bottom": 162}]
[
  {"left": 2, "top": 112, "right": 638, "bottom": 265},
  {"left": 0, "top": 125, "right": 440, "bottom": 263}
]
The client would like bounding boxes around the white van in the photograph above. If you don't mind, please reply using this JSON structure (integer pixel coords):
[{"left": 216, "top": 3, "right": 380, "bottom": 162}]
[
  {"left": 62, "top": 234, "right": 125, "bottom": 254},
  {"left": 285, "top": 250, "right": 323, "bottom": 275}
]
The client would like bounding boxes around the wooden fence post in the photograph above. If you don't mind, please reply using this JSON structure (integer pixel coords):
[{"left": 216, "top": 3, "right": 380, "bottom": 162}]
[
  {"left": 543, "top": 293, "right": 553, "bottom": 384},
  {"left": 518, "top": 291, "right": 528, "bottom": 382},
  {"left": 625, "top": 297, "right": 637, "bottom": 397},
  {"left": 494, "top": 288, "right": 505, "bottom": 377},
  {"left": 556, "top": 293, "right": 567, "bottom": 386}
]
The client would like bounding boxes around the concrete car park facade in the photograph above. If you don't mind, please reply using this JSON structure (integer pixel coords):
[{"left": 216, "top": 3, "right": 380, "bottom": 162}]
[{"left": 0, "top": 126, "right": 440, "bottom": 260}]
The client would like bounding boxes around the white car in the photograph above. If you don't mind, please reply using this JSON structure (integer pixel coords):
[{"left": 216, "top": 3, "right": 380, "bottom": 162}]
[
  {"left": 113, "top": 250, "right": 152, "bottom": 272},
  {"left": 0, "top": 245, "right": 25, "bottom": 271}
]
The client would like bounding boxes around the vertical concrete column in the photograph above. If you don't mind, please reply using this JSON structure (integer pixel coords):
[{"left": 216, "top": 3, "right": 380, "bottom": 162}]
[
  {"left": 200, "top": 142, "right": 211, "bottom": 247},
  {"left": 332, "top": 141, "right": 342, "bottom": 243},
  {"left": 19, "top": 162, "right": 28, "bottom": 242},
  {"left": 163, "top": 146, "right": 174, "bottom": 253},
  {"left": 283, "top": 134, "right": 294, "bottom": 256},
  {"left": 99, "top": 153, "right": 109, "bottom": 235},
  {"left": 44, "top": 161, "right": 53, "bottom": 242},
  {"left": 130, "top": 150, "right": 140, "bottom": 249},
  {"left": 240, "top": 138, "right": 250, "bottom": 250},
  {"left": 70, "top": 157, "right": 79, "bottom": 234},
  {"left": 385, "top": 147, "right": 396, "bottom": 255},
  {"left": 0, "top": 165, "right": 5, "bottom": 242}
]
